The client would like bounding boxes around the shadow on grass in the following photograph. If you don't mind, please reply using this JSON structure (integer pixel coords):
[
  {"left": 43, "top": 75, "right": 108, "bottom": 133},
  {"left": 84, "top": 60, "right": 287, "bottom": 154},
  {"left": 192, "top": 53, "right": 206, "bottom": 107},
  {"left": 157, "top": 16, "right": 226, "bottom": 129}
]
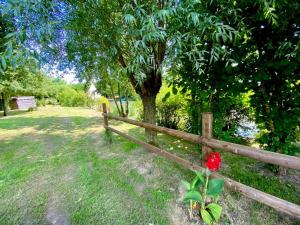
[
  {"left": 0, "top": 116, "right": 100, "bottom": 131},
  {"left": 0, "top": 109, "right": 30, "bottom": 118}
]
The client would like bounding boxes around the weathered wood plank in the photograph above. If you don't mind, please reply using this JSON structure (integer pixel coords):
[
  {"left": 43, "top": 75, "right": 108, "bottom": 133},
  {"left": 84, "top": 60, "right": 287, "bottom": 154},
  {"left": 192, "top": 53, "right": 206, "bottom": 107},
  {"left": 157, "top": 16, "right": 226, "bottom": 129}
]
[
  {"left": 102, "top": 103, "right": 109, "bottom": 128},
  {"left": 202, "top": 113, "right": 213, "bottom": 161},
  {"left": 104, "top": 113, "right": 300, "bottom": 170}
]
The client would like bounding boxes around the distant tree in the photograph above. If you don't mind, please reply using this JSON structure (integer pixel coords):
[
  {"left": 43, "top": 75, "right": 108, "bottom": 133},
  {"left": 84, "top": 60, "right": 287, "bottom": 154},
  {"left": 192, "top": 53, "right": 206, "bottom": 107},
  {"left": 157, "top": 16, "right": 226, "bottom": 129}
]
[
  {"left": 0, "top": 63, "right": 44, "bottom": 115},
  {"left": 0, "top": 15, "right": 14, "bottom": 116},
  {"left": 94, "top": 67, "right": 135, "bottom": 118}
]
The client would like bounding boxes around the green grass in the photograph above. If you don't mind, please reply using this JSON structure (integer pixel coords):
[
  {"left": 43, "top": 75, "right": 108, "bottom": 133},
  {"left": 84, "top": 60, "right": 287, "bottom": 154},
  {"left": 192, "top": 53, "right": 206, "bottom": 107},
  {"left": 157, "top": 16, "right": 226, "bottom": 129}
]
[
  {"left": 152, "top": 132, "right": 300, "bottom": 204},
  {"left": 0, "top": 106, "right": 181, "bottom": 225},
  {"left": 0, "top": 106, "right": 299, "bottom": 225}
]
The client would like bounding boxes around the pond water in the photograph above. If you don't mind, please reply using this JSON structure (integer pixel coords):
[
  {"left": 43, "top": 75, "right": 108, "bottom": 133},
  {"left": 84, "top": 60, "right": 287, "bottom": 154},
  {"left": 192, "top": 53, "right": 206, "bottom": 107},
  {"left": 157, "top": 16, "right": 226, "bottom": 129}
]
[{"left": 236, "top": 118, "right": 259, "bottom": 139}]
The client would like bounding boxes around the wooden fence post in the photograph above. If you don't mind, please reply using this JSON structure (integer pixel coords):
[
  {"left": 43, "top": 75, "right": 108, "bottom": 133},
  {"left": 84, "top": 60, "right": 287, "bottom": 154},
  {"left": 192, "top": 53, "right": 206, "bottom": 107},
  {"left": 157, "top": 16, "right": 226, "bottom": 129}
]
[
  {"left": 202, "top": 112, "right": 213, "bottom": 161},
  {"left": 102, "top": 103, "right": 108, "bottom": 129}
]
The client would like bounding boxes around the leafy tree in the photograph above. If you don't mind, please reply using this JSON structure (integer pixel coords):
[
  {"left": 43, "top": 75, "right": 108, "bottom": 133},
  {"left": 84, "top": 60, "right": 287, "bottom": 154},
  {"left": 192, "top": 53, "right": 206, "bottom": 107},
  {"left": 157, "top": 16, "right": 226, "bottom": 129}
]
[
  {"left": 168, "top": 0, "right": 242, "bottom": 135},
  {"left": 171, "top": 0, "right": 300, "bottom": 162},
  {"left": 235, "top": 1, "right": 300, "bottom": 160},
  {"left": 2, "top": 0, "right": 299, "bottom": 156},
  {"left": 0, "top": 14, "right": 14, "bottom": 115},
  {"left": 95, "top": 67, "right": 135, "bottom": 118},
  {"left": 0, "top": 5, "right": 51, "bottom": 115},
  {"left": 64, "top": 0, "right": 177, "bottom": 143},
  {"left": 0, "top": 62, "right": 44, "bottom": 115}
]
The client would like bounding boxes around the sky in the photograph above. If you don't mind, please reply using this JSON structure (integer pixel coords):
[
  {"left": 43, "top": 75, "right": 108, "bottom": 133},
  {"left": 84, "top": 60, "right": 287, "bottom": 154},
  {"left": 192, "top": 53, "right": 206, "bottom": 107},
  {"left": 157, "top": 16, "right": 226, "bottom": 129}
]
[{"left": 42, "top": 63, "right": 78, "bottom": 84}]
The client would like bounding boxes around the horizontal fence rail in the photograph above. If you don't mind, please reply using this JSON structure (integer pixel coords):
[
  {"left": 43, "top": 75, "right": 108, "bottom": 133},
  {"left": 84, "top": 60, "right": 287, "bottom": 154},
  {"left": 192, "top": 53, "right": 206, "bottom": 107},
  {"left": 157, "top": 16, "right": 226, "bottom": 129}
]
[
  {"left": 103, "top": 113, "right": 300, "bottom": 170},
  {"left": 106, "top": 126, "right": 300, "bottom": 219},
  {"left": 101, "top": 106, "right": 300, "bottom": 219}
]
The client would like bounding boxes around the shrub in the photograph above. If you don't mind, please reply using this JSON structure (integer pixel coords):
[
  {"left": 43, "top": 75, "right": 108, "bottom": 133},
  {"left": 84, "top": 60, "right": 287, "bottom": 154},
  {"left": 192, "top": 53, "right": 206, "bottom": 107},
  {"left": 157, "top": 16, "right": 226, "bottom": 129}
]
[
  {"left": 129, "top": 99, "right": 143, "bottom": 119},
  {"left": 73, "top": 90, "right": 89, "bottom": 106},
  {"left": 45, "top": 97, "right": 58, "bottom": 105},
  {"left": 37, "top": 98, "right": 46, "bottom": 107},
  {"left": 58, "top": 87, "right": 91, "bottom": 107},
  {"left": 156, "top": 84, "right": 187, "bottom": 129}
]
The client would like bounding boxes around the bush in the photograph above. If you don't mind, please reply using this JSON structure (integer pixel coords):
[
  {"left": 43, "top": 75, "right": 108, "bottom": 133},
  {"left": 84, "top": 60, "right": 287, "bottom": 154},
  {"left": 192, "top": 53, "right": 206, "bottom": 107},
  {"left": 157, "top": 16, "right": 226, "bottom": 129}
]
[
  {"left": 37, "top": 98, "right": 46, "bottom": 107},
  {"left": 156, "top": 84, "right": 187, "bottom": 129},
  {"left": 129, "top": 99, "right": 143, "bottom": 119},
  {"left": 73, "top": 90, "right": 89, "bottom": 106},
  {"left": 58, "top": 87, "right": 91, "bottom": 107},
  {"left": 45, "top": 97, "right": 58, "bottom": 105}
]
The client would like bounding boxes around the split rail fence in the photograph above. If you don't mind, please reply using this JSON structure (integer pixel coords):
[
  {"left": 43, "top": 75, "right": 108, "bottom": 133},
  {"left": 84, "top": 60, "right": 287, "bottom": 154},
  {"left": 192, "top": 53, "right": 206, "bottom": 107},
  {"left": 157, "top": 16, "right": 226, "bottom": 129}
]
[{"left": 101, "top": 103, "right": 300, "bottom": 219}]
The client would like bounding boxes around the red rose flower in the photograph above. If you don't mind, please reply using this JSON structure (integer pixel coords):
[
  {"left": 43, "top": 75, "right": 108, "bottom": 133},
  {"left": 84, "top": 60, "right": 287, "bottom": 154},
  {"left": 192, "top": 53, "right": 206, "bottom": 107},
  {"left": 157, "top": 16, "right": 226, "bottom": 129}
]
[{"left": 205, "top": 152, "right": 221, "bottom": 171}]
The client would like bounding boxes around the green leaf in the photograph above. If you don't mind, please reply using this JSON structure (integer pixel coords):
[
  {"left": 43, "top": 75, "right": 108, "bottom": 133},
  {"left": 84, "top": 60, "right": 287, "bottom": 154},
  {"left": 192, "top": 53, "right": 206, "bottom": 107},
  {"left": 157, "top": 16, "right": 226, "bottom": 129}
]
[
  {"left": 181, "top": 180, "right": 191, "bottom": 190},
  {"left": 195, "top": 171, "right": 205, "bottom": 184},
  {"left": 172, "top": 86, "right": 178, "bottom": 95},
  {"left": 206, "top": 203, "right": 222, "bottom": 222},
  {"left": 6, "top": 41, "right": 13, "bottom": 58},
  {"left": 1, "top": 57, "right": 7, "bottom": 70},
  {"left": 4, "top": 31, "right": 18, "bottom": 39},
  {"left": 162, "top": 91, "right": 170, "bottom": 102},
  {"left": 207, "top": 179, "right": 224, "bottom": 196},
  {"left": 191, "top": 175, "right": 202, "bottom": 190},
  {"left": 200, "top": 209, "right": 213, "bottom": 225},
  {"left": 183, "top": 191, "right": 202, "bottom": 203},
  {"left": 124, "top": 14, "right": 136, "bottom": 25}
]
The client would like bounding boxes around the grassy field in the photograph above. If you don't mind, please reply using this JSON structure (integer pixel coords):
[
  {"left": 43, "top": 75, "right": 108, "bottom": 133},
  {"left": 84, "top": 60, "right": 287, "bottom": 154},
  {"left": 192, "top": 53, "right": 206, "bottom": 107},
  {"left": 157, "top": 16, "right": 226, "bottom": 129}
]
[{"left": 0, "top": 106, "right": 299, "bottom": 225}]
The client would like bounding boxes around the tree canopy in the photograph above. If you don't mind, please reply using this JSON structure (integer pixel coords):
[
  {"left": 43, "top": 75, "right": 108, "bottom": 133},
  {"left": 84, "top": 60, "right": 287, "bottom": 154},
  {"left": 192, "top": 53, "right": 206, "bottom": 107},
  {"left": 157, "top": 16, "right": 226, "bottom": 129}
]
[{"left": 1, "top": 0, "right": 299, "bottom": 156}]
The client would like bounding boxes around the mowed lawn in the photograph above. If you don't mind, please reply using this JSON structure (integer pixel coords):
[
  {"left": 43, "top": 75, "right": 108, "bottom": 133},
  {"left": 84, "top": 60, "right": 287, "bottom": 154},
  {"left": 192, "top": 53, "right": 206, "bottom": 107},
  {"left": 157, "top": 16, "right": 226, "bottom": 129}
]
[
  {"left": 0, "top": 106, "right": 298, "bottom": 225},
  {"left": 0, "top": 106, "right": 187, "bottom": 225}
]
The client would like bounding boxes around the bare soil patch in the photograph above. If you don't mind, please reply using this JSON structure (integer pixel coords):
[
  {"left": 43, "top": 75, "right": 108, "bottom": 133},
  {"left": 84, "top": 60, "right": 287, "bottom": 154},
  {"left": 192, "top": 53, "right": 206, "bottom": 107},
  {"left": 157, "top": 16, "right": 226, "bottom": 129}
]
[{"left": 46, "top": 195, "right": 70, "bottom": 225}]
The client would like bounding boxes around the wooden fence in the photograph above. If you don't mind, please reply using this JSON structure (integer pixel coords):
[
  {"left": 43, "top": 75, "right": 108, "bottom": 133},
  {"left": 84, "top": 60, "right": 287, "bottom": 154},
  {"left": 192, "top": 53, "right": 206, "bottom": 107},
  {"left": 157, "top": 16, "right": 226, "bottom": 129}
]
[{"left": 101, "top": 103, "right": 300, "bottom": 219}]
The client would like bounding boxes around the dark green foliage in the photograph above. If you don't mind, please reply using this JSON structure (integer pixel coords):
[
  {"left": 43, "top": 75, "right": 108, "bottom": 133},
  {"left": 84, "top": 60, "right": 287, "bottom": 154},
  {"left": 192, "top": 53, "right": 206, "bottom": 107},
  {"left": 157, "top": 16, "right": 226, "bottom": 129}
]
[
  {"left": 156, "top": 85, "right": 186, "bottom": 129},
  {"left": 234, "top": 0, "right": 300, "bottom": 155},
  {"left": 172, "top": 0, "right": 300, "bottom": 157},
  {"left": 156, "top": 96, "right": 182, "bottom": 129}
]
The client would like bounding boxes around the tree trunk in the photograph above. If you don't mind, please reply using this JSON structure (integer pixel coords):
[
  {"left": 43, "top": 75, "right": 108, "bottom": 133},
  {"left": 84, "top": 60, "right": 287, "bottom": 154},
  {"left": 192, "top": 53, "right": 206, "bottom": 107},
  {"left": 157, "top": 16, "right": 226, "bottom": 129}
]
[
  {"left": 197, "top": 100, "right": 202, "bottom": 134},
  {"left": 190, "top": 89, "right": 202, "bottom": 135},
  {"left": 117, "top": 83, "right": 127, "bottom": 117},
  {"left": 125, "top": 91, "right": 129, "bottom": 117},
  {"left": 1, "top": 93, "right": 8, "bottom": 116},
  {"left": 141, "top": 95, "right": 157, "bottom": 144},
  {"left": 109, "top": 84, "right": 121, "bottom": 116},
  {"left": 118, "top": 53, "right": 163, "bottom": 144},
  {"left": 1, "top": 93, "right": 5, "bottom": 115},
  {"left": 190, "top": 90, "right": 198, "bottom": 134}
]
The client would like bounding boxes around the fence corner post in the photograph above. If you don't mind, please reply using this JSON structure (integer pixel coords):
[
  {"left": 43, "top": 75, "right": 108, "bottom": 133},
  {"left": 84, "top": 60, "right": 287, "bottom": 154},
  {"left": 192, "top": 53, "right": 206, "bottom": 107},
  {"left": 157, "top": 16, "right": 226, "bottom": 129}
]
[
  {"left": 102, "top": 103, "right": 109, "bottom": 129},
  {"left": 202, "top": 112, "right": 213, "bottom": 161}
]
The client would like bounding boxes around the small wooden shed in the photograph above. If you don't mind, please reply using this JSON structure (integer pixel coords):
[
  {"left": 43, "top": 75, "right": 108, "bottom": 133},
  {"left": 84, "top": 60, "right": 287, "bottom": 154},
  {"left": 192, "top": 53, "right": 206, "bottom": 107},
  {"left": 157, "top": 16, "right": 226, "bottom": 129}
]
[{"left": 10, "top": 96, "right": 37, "bottom": 110}]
